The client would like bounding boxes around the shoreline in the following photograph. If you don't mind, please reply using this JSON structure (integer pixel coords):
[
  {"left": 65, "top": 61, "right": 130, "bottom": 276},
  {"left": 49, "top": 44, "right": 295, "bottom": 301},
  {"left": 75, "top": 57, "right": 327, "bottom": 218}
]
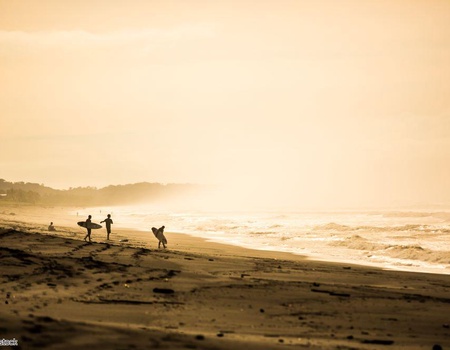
[{"left": 1, "top": 203, "right": 448, "bottom": 275}]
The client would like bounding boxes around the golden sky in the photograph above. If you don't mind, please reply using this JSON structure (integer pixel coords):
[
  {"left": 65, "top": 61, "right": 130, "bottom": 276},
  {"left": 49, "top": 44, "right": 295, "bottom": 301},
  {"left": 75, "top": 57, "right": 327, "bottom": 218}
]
[{"left": 1, "top": 0, "right": 449, "bottom": 209}]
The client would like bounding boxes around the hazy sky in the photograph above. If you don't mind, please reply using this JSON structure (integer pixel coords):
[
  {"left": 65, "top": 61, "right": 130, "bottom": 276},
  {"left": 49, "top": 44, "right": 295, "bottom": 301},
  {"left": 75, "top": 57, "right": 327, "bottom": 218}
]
[{"left": 1, "top": 0, "right": 449, "bottom": 209}]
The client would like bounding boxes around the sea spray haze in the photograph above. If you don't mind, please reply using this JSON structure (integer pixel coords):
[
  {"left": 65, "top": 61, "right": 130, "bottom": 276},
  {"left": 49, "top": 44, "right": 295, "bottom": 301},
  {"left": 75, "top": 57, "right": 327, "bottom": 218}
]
[{"left": 77, "top": 206, "right": 450, "bottom": 275}]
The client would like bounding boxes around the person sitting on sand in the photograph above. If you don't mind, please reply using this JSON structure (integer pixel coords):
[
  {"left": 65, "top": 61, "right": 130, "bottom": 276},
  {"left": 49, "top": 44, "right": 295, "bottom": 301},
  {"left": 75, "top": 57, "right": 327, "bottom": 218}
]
[
  {"left": 84, "top": 215, "right": 92, "bottom": 243},
  {"left": 48, "top": 222, "right": 56, "bottom": 231},
  {"left": 100, "top": 214, "right": 113, "bottom": 240}
]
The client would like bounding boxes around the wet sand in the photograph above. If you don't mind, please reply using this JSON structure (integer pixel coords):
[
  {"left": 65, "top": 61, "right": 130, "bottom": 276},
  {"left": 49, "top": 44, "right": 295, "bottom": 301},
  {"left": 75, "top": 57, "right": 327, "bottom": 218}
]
[{"left": 0, "top": 204, "right": 449, "bottom": 349}]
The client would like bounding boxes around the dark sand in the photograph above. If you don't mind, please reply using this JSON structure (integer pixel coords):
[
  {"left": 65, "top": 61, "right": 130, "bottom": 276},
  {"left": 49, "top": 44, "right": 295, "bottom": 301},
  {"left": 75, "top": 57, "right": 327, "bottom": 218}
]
[{"left": 0, "top": 205, "right": 450, "bottom": 349}]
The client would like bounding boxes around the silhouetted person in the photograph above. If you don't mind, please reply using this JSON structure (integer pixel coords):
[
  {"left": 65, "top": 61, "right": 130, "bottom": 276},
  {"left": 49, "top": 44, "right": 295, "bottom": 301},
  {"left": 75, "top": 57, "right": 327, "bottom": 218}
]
[
  {"left": 100, "top": 214, "right": 113, "bottom": 240},
  {"left": 151, "top": 225, "right": 167, "bottom": 249},
  {"left": 48, "top": 222, "right": 56, "bottom": 231},
  {"left": 84, "top": 215, "right": 92, "bottom": 243}
]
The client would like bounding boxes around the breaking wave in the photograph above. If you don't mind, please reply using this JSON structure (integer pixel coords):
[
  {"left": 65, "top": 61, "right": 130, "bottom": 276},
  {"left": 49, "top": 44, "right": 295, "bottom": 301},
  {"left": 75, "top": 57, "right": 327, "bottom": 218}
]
[
  {"left": 330, "top": 234, "right": 450, "bottom": 265},
  {"left": 313, "top": 222, "right": 449, "bottom": 234}
]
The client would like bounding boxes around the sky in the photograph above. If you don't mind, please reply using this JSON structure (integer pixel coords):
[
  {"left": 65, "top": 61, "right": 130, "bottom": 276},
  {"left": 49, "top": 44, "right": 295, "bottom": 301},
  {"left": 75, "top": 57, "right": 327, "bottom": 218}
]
[{"left": 1, "top": 0, "right": 450, "bottom": 210}]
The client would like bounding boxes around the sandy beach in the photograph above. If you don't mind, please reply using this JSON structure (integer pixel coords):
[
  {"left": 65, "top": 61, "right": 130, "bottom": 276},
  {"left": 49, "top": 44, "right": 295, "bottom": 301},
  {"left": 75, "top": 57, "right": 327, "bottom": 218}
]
[{"left": 1, "top": 205, "right": 450, "bottom": 349}]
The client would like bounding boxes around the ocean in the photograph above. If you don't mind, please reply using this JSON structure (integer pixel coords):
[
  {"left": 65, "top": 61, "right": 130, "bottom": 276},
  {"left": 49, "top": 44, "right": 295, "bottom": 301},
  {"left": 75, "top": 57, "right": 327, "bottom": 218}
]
[{"left": 77, "top": 206, "right": 450, "bottom": 275}]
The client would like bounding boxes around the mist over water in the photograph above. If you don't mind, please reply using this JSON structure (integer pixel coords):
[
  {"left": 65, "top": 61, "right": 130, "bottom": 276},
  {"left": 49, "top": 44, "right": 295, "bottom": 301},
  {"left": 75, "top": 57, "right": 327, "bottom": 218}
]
[{"left": 79, "top": 205, "right": 450, "bottom": 275}]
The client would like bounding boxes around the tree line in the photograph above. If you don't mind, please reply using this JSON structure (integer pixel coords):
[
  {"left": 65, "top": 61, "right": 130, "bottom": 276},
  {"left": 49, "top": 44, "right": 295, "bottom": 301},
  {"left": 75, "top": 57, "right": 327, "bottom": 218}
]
[{"left": 0, "top": 179, "right": 201, "bottom": 206}]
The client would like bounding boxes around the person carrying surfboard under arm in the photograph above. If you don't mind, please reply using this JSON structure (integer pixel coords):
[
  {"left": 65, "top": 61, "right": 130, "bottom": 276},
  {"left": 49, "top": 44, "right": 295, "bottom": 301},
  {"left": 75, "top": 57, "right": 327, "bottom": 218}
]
[
  {"left": 100, "top": 214, "right": 113, "bottom": 240},
  {"left": 84, "top": 215, "right": 92, "bottom": 243}
]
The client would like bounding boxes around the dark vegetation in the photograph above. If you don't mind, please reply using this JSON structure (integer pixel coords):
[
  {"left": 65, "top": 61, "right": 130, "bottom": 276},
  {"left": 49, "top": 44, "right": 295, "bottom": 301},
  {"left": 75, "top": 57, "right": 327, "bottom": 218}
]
[{"left": 0, "top": 179, "right": 200, "bottom": 206}]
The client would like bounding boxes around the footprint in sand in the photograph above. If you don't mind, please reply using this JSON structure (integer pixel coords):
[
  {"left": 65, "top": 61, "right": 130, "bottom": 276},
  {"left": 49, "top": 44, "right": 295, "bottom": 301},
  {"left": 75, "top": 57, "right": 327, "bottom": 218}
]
[
  {"left": 68, "top": 243, "right": 90, "bottom": 256},
  {"left": 95, "top": 244, "right": 111, "bottom": 254}
]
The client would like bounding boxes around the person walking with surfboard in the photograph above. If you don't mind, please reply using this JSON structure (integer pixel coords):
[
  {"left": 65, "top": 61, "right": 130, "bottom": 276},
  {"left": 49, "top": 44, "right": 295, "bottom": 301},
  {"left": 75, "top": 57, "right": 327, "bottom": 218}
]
[
  {"left": 84, "top": 215, "right": 92, "bottom": 243},
  {"left": 100, "top": 214, "right": 113, "bottom": 240}
]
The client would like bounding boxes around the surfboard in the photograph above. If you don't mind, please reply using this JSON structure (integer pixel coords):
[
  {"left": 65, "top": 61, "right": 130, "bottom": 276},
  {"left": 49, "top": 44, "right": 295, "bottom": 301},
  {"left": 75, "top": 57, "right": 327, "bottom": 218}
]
[
  {"left": 152, "top": 227, "right": 167, "bottom": 244},
  {"left": 77, "top": 221, "right": 102, "bottom": 229}
]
